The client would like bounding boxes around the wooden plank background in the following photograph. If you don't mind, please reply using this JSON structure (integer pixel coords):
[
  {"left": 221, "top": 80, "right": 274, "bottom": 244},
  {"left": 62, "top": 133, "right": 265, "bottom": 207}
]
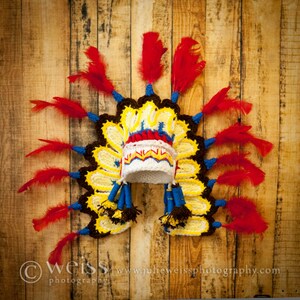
[{"left": 0, "top": 0, "right": 299, "bottom": 299}]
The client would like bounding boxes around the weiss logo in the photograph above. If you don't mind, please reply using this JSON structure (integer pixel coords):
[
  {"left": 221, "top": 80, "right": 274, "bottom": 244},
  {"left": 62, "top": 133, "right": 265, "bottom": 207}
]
[
  {"left": 20, "top": 260, "right": 109, "bottom": 285},
  {"left": 46, "top": 261, "right": 108, "bottom": 275}
]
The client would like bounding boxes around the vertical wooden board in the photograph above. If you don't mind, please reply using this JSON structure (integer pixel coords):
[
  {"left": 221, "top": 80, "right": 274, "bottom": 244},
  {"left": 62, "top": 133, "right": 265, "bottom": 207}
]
[
  {"left": 170, "top": 1, "right": 205, "bottom": 299},
  {"left": 20, "top": 1, "right": 71, "bottom": 299},
  {"left": 130, "top": 1, "right": 172, "bottom": 299},
  {"left": 97, "top": 0, "right": 131, "bottom": 113},
  {"left": 150, "top": 2, "right": 172, "bottom": 298},
  {"left": 152, "top": 0, "right": 172, "bottom": 100},
  {"left": 96, "top": 1, "right": 131, "bottom": 299},
  {"left": 201, "top": 0, "right": 241, "bottom": 298},
  {"left": 273, "top": 0, "right": 300, "bottom": 297},
  {"left": 0, "top": 1, "right": 25, "bottom": 299},
  {"left": 171, "top": 0, "right": 206, "bottom": 116},
  {"left": 131, "top": 0, "right": 154, "bottom": 99},
  {"left": 237, "top": 0, "right": 281, "bottom": 297},
  {"left": 69, "top": 0, "right": 99, "bottom": 299}
]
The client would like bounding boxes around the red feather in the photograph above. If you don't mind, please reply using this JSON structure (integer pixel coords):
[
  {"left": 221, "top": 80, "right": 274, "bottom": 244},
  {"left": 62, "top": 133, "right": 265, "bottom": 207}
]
[
  {"left": 217, "top": 169, "right": 262, "bottom": 186},
  {"left": 31, "top": 97, "right": 87, "bottom": 118},
  {"left": 215, "top": 152, "right": 265, "bottom": 185},
  {"left": 31, "top": 100, "right": 54, "bottom": 112},
  {"left": 139, "top": 32, "right": 167, "bottom": 84},
  {"left": 223, "top": 215, "right": 268, "bottom": 234},
  {"left": 202, "top": 86, "right": 252, "bottom": 115},
  {"left": 26, "top": 139, "right": 73, "bottom": 157},
  {"left": 33, "top": 204, "right": 70, "bottom": 231},
  {"left": 215, "top": 123, "right": 273, "bottom": 157},
  {"left": 48, "top": 232, "right": 79, "bottom": 265},
  {"left": 217, "top": 98, "right": 252, "bottom": 115},
  {"left": 217, "top": 169, "right": 250, "bottom": 186},
  {"left": 216, "top": 151, "right": 249, "bottom": 166},
  {"left": 172, "top": 37, "right": 206, "bottom": 94},
  {"left": 18, "top": 168, "right": 70, "bottom": 193},
  {"left": 51, "top": 97, "right": 87, "bottom": 118},
  {"left": 68, "top": 46, "right": 115, "bottom": 95},
  {"left": 225, "top": 197, "right": 258, "bottom": 217},
  {"left": 224, "top": 197, "right": 268, "bottom": 234}
]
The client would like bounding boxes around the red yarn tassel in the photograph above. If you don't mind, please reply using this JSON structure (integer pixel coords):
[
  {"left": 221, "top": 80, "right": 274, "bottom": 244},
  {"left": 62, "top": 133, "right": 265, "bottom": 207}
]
[
  {"left": 69, "top": 46, "right": 115, "bottom": 95},
  {"left": 18, "top": 168, "right": 70, "bottom": 193},
  {"left": 33, "top": 204, "right": 70, "bottom": 231},
  {"left": 139, "top": 32, "right": 167, "bottom": 84},
  {"left": 202, "top": 86, "right": 252, "bottom": 115},
  {"left": 215, "top": 123, "right": 273, "bottom": 157},
  {"left": 31, "top": 97, "right": 87, "bottom": 118},
  {"left": 223, "top": 197, "right": 268, "bottom": 234},
  {"left": 48, "top": 232, "right": 79, "bottom": 265},
  {"left": 172, "top": 37, "right": 206, "bottom": 94},
  {"left": 215, "top": 152, "right": 265, "bottom": 185},
  {"left": 26, "top": 139, "right": 73, "bottom": 157}
]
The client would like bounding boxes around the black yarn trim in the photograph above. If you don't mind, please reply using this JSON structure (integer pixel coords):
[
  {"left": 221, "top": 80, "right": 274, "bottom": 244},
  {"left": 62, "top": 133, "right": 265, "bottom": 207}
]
[
  {"left": 77, "top": 166, "right": 97, "bottom": 193},
  {"left": 178, "top": 114, "right": 198, "bottom": 134},
  {"left": 201, "top": 185, "right": 213, "bottom": 199},
  {"left": 84, "top": 141, "right": 102, "bottom": 166},
  {"left": 78, "top": 191, "right": 99, "bottom": 219},
  {"left": 198, "top": 159, "right": 209, "bottom": 175},
  {"left": 110, "top": 206, "right": 142, "bottom": 224},
  {"left": 201, "top": 215, "right": 218, "bottom": 236},
  {"left": 87, "top": 217, "right": 111, "bottom": 239},
  {"left": 163, "top": 215, "right": 217, "bottom": 236},
  {"left": 182, "top": 131, "right": 213, "bottom": 199},
  {"left": 137, "top": 94, "right": 161, "bottom": 107},
  {"left": 116, "top": 98, "right": 139, "bottom": 116},
  {"left": 75, "top": 93, "right": 219, "bottom": 238},
  {"left": 186, "top": 131, "right": 206, "bottom": 158},
  {"left": 161, "top": 99, "right": 181, "bottom": 114},
  {"left": 95, "top": 114, "right": 118, "bottom": 141},
  {"left": 207, "top": 196, "right": 220, "bottom": 216}
]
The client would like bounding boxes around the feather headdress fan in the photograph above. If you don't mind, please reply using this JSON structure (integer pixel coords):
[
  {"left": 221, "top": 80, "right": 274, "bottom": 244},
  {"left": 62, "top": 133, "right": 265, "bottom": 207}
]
[{"left": 19, "top": 32, "right": 272, "bottom": 265}]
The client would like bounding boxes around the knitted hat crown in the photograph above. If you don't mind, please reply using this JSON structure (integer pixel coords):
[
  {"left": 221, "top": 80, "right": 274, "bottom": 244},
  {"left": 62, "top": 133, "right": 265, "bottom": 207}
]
[
  {"left": 119, "top": 100, "right": 177, "bottom": 184},
  {"left": 19, "top": 32, "right": 273, "bottom": 265}
]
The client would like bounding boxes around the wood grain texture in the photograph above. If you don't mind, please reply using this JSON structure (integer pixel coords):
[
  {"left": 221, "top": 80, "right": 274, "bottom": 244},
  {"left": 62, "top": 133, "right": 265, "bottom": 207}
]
[
  {"left": 169, "top": 1, "right": 206, "bottom": 299},
  {"left": 130, "top": 1, "right": 171, "bottom": 299},
  {"left": 0, "top": 1, "right": 25, "bottom": 299},
  {"left": 236, "top": 0, "right": 280, "bottom": 297},
  {"left": 0, "top": 0, "right": 299, "bottom": 299},
  {"left": 149, "top": 2, "right": 172, "bottom": 299},
  {"left": 69, "top": 1, "right": 98, "bottom": 299},
  {"left": 273, "top": 0, "right": 300, "bottom": 297},
  {"left": 96, "top": 1, "right": 131, "bottom": 299},
  {"left": 21, "top": 1, "right": 70, "bottom": 300},
  {"left": 201, "top": 0, "right": 241, "bottom": 297}
]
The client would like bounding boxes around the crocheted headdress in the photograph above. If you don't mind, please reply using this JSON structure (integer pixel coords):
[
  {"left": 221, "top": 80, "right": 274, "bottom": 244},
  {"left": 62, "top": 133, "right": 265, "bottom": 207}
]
[{"left": 19, "top": 32, "right": 273, "bottom": 265}]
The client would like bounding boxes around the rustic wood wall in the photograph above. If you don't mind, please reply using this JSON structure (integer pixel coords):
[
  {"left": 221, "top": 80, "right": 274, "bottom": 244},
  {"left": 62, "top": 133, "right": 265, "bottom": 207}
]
[{"left": 1, "top": 0, "right": 299, "bottom": 299}]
